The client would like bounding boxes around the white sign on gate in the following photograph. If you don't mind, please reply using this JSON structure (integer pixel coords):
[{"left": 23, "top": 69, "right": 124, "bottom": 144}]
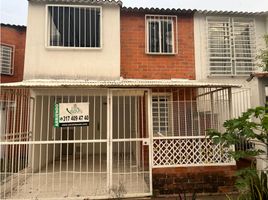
[{"left": 54, "top": 102, "right": 89, "bottom": 127}]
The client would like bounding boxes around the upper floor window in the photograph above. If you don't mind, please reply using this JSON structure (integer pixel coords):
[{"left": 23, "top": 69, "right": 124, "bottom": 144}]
[
  {"left": 47, "top": 5, "right": 101, "bottom": 48},
  {"left": 146, "top": 15, "right": 177, "bottom": 54},
  {"left": 0, "top": 44, "right": 14, "bottom": 75},
  {"left": 207, "top": 17, "right": 255, "bottom": 76}
]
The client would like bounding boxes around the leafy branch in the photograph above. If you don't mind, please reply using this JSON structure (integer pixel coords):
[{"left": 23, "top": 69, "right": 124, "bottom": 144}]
[
  {"left": 207, "top": 106, "right": 268, "bottom": 160},
  {"left": 207, "top": 105, "right": 268, "bottom": 200},
  {"left": 256, "top": 35, "right": 268, "bottom": 72}
]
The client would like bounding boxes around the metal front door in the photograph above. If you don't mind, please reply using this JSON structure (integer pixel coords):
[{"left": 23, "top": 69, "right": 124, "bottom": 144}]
[{"left": 109, "top": 90, "right": 152, "bottom": 198}]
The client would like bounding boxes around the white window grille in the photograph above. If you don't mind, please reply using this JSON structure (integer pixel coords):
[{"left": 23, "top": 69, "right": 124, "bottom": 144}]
[
  {"left": 145, "top": 15, "right": 177, "bottom": 54},
  {"left": 47, "top": 5, "right": 101, "bottom": 48},
  {"left": 152, "top": 94, "right": 173, "bottom": 136},
  {"left": 207, "top": 17, "right": 255, "bottom": 76},
  {"left": 0, "top": 44, "right": 14, "bottom": 75}
]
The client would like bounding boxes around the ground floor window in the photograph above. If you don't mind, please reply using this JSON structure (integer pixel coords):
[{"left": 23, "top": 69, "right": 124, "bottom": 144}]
[{"left": 152, "top": 93, "right": 172, "bottom": 137}]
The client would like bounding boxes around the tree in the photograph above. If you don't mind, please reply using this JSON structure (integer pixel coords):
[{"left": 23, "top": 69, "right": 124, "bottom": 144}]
[
  {"left": 207, "top": 106, "right": 268, "bottom": 199},
  {"left": 257, "top": 35, "right": 268, "bottom": 72}
]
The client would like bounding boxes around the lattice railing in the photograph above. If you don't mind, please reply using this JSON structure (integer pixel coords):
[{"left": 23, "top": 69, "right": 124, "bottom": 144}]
[{"left": 153, "top": 137, "right": 235, "bottom": 167}]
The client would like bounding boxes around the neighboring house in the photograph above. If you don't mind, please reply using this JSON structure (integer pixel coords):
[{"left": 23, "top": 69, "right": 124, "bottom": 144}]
[
  {"left": 0, "top": 24, "right": 28, "bottom": 181},
  {"left": 0, "top": 1, "right": 265, "bottom": 199},
  {"left": 194, "top": 11, "right": 268, "bottom": 171},
  {"left": 0, "top": 24, "right": 26, "bottom": 83},
  {"left": 1, "top": 23, "right": 26, "bottom": 138},
  {"left": 194, "top": 11, "right": 268, "bottom": 115}
]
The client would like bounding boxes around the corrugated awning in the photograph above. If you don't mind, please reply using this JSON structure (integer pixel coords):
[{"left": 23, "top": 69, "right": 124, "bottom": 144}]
[
  {"left": 121, "top": 7, "right": 267, "bottom": 16},
  {"left": 0, "top": 79, "right": 242, "bottom": 88},
  {"left": 121, "top": 7, "right": 195, "bottom": 15},
  {"left": 28, "top": 0, "right": 122, "bottom": 6},
  {"left": 197, "top": 10, "right": 268, "bottom": 16}
]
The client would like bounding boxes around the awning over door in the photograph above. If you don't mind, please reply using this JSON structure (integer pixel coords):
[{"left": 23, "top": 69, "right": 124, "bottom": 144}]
[{"left": 0, "top": 78, "right": 241, "bottom": 88}]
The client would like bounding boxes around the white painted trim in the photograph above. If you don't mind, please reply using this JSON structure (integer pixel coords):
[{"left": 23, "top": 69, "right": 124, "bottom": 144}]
[
  {"left": 146, "top": 14, "right": 178, "bottom": 18},
  {"left": 107, "top": 89, "right": 112, "bottom": 192},
  {"left": 0, "top": 139, "right": 108, "bottom": 145},
  {"left": 153, "top": 136, "right": 208, "bottom": 139},
  {"left": 45, "top": 4, "right": 48, "bottom": 48},
  {"left": 110, "top": 89, "right": 146, "bottom": 96},
  {"left": 32, "top": 88, "right": 108, "bottom": 96},
  {"left": 110, "top": 138, "right": 151, "bottom": 142},
  {"left": 147, "top": 89, "right": 153, "bottom": 195},
  {"left": 152, "top": 162, "right": 236, "bottom": 168}
]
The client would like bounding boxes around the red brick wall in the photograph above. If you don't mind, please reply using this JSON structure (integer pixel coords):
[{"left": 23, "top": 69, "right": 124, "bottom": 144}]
[
  {"left": 0, "top": 25, "right": 26, "bottom": 83},
  {"left": 153, "top": 166, "right": 237, "bottom": 194},
  {"left": 121, "top": 12, "right": 195, "bottom": 80}
]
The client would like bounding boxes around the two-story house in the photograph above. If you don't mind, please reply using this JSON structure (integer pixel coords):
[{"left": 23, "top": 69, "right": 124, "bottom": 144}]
[
  {"left": 1, "top": 23, "right": 27, "bottom": 135},
  {"left": 0, "top": 1, "right": 261, "bottom": 199}
]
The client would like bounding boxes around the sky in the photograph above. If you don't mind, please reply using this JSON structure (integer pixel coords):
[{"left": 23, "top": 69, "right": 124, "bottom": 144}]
[{"left": 1, "top": 0, "right": 268, "bottom": 26}]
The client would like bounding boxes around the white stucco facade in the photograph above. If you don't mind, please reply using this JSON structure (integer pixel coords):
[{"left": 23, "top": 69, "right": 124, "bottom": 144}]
[
  {"left": 24, "top": 2, "right": 121, "bottom": 80},
  {"left": 194, "top": 13, "right": 268, "bottom": 107}
]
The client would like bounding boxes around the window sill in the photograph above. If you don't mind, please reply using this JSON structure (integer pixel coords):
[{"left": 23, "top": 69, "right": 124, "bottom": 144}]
[
  {"left": 207, "top": 74, "right": 252, "bottom": 78},
  {"left": 1, "top": 73, "right": 13, "bottom": 76},
  {"left": 146, "top": 52, "right": 177, "bottom": 56},
  {"left": 45, "top": 46, "right": 102, "bottom": 51}
]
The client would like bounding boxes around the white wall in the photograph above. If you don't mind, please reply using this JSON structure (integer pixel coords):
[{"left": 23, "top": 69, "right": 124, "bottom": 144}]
[
  {"left": 24, "top": 2, "right": 120, "bottom": 80},
  {"left": 194, "top": 13, "right": 268, "bottom": 107}
]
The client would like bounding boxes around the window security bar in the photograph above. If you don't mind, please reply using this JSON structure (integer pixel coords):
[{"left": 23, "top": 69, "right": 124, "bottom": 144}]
[
  {"left": 145, "top": 15, "right": 177, "bottom": 54},
  {"left": 207, "top": 17, "right": 256, "bottom": 76},
  {"left": 47, "top": 5, "right": 101, "bottom": 48},
  {"left": 0, "top": 45, "right": 14, "bottom": 75}
]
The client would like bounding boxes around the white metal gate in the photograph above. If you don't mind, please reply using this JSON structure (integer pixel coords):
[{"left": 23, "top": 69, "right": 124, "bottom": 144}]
[
  {"left": 0, "top": 89, "right": 152, "bottom": 199},
  {"left": 109, "top": 90, "right": 152, "bottom": 198}
]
